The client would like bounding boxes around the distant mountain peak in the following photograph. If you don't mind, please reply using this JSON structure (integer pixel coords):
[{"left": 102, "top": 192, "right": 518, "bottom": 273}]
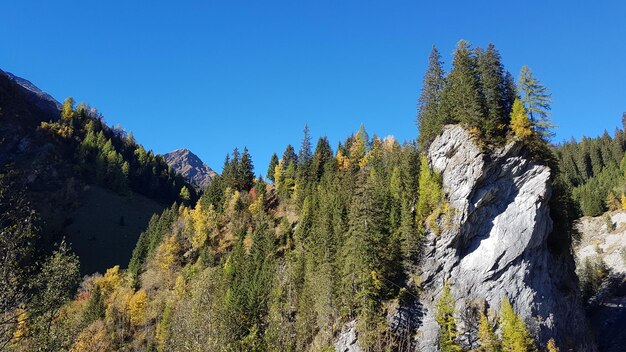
[{"left": 163, "top": 149, "right": 216, "bottom": 190}]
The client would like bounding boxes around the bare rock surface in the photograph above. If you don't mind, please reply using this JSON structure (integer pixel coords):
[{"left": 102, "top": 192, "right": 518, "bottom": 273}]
[
  {"left": 163, "top": 148, "right": 216, "bottom": 190},
  {"left": 416, "top": 125, "right": 593, "bottom": 351}
]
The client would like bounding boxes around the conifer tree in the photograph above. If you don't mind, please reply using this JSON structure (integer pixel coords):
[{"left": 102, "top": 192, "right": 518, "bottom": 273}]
[
  {"left": 510, "top": 99, "right": 534, "bottom": 140},
  {"left": 61, "top": 97, "right": 75, "bottom": 121},
  {"left": 518, "top": 65, "right": 553, "bottom": 140},
  {"left": 476, "top": 43, "right": 512, "bottom": 141},
  {"left": 266, "top": 153, "right": 279, "bottom": 182},
  {"left": 435, "top": 282, "right": 462, "bottom": 352},
  {"left": 282, "top": 144, "right": 298, "bottom": 169},
  {"left": 417, "top": 46, "right": 446, "bottom": 149},
  {"left": 312, "top": 136, "right": 335, "bottom": 181},
  {"left": 439, "top": 40, "right": 485, "bottom": 136},
  {"left": 298, "top": 125, "right": 312, "bottom": 167},
  {"left": 478, "top": 311, "right": 500, "bottom": 352},
  {"left": 239, "top": 147, "right": 255, "bottom": 191},
  {"left": 500, "top": 297, "right": 535, "bottom": 352}
]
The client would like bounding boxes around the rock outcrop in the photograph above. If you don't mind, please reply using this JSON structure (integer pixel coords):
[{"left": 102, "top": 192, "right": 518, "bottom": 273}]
[
  {"left": 417, "top": 125, "right": 594, "bottom": 351},
  {"left": 163, "top": 148, "right": 216, "bottom": 190},
  {"left": 575, "top": 212, "right": 626, "bottom": 352}
]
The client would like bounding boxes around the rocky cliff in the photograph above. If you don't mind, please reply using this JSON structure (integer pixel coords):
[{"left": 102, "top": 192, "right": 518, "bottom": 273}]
[
  {"left": 576, "top": 212, "right": 626, "bottom": 352},
  {"left": 163, "top": 148, "right": 216, "bottom": 190},
  {"left": 416, "top": 125, "right": 593, "bottom": 351}
]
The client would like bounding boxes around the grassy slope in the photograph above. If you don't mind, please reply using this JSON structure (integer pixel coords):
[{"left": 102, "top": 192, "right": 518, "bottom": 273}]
[{"left": 65, "top": 185, "right": 165, "bottom": 275}]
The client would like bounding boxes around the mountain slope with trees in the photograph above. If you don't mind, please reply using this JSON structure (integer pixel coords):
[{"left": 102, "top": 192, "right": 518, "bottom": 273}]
[
  {"left": 0, "top": 41, "right": 609, "bottom": 351},
  {"left": 0, "top": 69, "right": 196, "bottom": 274}
]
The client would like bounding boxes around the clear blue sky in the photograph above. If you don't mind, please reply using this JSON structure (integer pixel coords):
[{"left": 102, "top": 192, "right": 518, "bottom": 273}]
[{"left": 2, "top": 1, "right": 625, "bottom": 175}]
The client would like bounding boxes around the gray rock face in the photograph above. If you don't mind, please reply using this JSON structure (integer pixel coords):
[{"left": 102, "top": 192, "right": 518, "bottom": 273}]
[
  {"left": 163, "top": 148, "right": 217, "bottom": 190},
  {"left": 417, "top": 125, "right": 594, "bottom": 351},
  {"left": 335, "top": 320, "right": 363, "bottom": 352}
]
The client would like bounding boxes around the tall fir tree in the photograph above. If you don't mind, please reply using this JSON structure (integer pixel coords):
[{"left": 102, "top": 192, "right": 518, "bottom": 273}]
[
  {"left": 417, "top": 46, "right": 447, "bottom": 150},
  {"left": 282, "top": 144, "right": 298, "bottom": 169},
  {"left": 439, "top": 40, "right": 485, "bottom": 137},
  {"left": 312, "top": 136, "right": 335, "bottom": 181},
  {"left": 476, "top": 43, "right": 513, "bottom": 141},
  {"left": 266, "top": 153, "right": 279, "bottom": 182},
  {"left": 239, "top": 147, "right": 255, "bottom": 191},
  {"left": 518, "top": 65, "right": 553, "bottom": 140}
]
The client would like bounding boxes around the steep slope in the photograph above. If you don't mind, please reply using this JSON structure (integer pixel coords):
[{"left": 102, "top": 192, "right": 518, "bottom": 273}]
[
  {"left": 163, "top": 148, "right": 216, "bottom": 189},
  {"left": 576, "top": 212, "right": 626, "bottom": 352},
  {"left": 0, "top": 69, "right": 191, "bottom": 274},
  {"left": 416, "top": 126, "right": 594, "bottom": 351}
]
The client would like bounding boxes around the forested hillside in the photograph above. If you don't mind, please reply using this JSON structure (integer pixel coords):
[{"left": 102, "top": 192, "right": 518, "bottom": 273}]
[
  {"left": 0, "top": 68, "right": 198, "bottom": 273},
  {"left": 0, "top": 40, "right": 592, "bottom": 352},
  {"left": 556, "top": 127, "right": 626, "bottom": 217}
]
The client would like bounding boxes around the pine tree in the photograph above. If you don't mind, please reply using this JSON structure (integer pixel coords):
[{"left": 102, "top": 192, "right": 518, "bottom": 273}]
[
  {"left": 435, "top": 282, "right": 462, "bottom": 352},
  {"left": 312, "top": 136, "right": 335, "bottom": 181},
  {"left": 476, "top": 43, "right": 512, "bottom": 141},
  {"left": 298, "top": 125, "right": 312, "bottom": 167},
  {"left": 282, "top": 145, "right": 298, "bottom": 170},
  {"left": 266, "top": 153, "right": 279, "bottom": 182},
  {"left": 518, "top": 65, "right": 553, "bottom": 140},
  {"left": 440, "top": 40, "right": 484, "bottom": 137},
  {"left": 500, "top": 297, "right": 535, "bottom": 352},
  {"left": 417, "top": 46, "right": 446, "bottom": 149},
  {"left": 239, "top": 147, "right": 255, "bottom": 191}
]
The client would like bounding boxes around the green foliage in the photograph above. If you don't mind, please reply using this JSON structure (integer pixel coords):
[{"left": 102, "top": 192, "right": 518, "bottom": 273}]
[
  {"left": 417, "top": 46, "right": 446, "bottom": 149},
  {"left": 518, "top": 65, "right": 553, "bottom": 140},
  {"left": 578, "top": 255, "right": 610, "bottom": 300},
  {"left": 267, "top": 152, "right": 279, "bottom": 182},
  {"left": 556, "top": 128, "right": 626, "bottom": 216},
  {"left": 416, "top": 155, "right": 445, "bottom": 232},
  {"left": 478, "top": 311, "right": 501, "bottom": 352},
  {"left": 439, "top": 40, "right": 485, "bottom": 137},
  {"left": 476, "top": 43, "right": 514, "bottom": 142},
  {"left": 500, "top": 297, "right": 535, "bottom": 352},
  {"left": 435, "top": 282, "right": 462, "bottom": 352}
]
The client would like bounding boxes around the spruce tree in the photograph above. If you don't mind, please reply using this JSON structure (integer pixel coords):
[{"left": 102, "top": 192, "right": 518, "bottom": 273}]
[
  {"left": 476, "top": 43, "right": 511, "bottom": 141},
  {"left": 312, "top": 137, "right": 335, "bottom": 181},
  {"left": 239, "top": 147, "right": 255, "bottom": 191},
  {"left": 266, "top": 153, "right": 279, "bottom": 182},
  {"left": 298, "top": 125, "right": 312, "bottom": 167},
  {"left": 417, "top": 46, "right": 446, "bottom": 149},
  {"left": 282, "top": 144, "right": 298, "bottom": 169},
  {"left": 440, "top": 40, "right": 485, "bottom": 137},
  {"left": 518, "top": 65, "right": 553, "bottom": 140}
]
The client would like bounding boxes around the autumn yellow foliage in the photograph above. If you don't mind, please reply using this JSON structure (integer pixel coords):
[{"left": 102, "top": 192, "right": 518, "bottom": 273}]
[
  {"left": 70, "top": 320, "right": 111, "bottom": 352},
  {"left": 189, "top": 202, "right": 218, "bottom": 249},
  {"left": 336, "top": 150, "right": 350, "bottom": 171},
  {"left": 128, "top": 289, "right": 148, "bottom": 327},
  {"left": 510, "top": 99, "right": 534, "bottom": 140},
  {"left": 96, "top": 265, "right": 122, "bottom": 294},
  {"left": 154, "top": 235, "right": 181, "bottom": 272},
  {"left": 11, "top": 306, "right": 27, "bottom": 344}
]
